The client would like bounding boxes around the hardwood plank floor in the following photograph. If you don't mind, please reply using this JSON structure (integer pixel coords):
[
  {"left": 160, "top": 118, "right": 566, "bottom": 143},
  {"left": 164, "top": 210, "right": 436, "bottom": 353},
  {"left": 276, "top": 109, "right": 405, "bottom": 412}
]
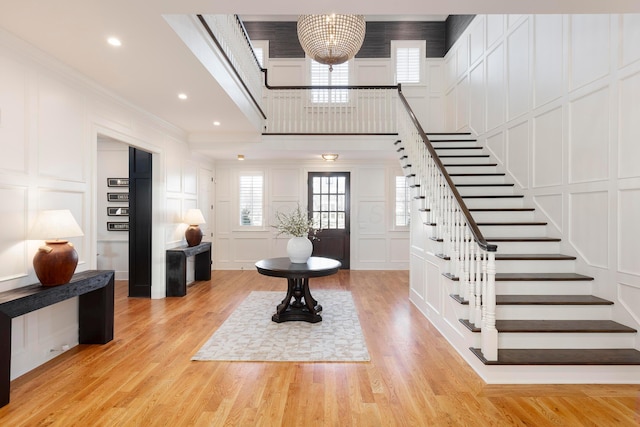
[{"left": 0, "top": 270, "right": 638, "bottom": 426}]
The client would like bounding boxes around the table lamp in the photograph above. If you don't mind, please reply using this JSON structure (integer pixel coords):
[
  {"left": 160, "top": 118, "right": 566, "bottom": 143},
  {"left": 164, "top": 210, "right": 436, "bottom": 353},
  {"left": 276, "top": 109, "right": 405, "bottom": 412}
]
[
  {"left": 29, "top": 209, "right": 84, "bottom": 286},
  {"left": 184, "top": 208, "right": 206, "bottom": 247}
]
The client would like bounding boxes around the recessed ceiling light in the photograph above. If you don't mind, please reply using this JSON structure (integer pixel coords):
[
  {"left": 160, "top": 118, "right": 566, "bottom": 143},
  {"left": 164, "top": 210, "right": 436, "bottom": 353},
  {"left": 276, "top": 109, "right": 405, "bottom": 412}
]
[
  {"left": 178, "top": 93, "right": 188, "bottom": 100},
  {"left": 107, "top": 37, "right": 122, "bottom": 47},
  {"left": 213, "top": 121, "right": 221, "bottom": 126}
]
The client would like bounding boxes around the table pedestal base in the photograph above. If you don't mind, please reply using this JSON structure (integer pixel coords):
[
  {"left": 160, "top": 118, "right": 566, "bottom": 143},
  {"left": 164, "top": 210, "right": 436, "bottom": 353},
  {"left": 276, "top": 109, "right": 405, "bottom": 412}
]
[{"left": 272, "top": 277, "right": 322, "bottom": 323}]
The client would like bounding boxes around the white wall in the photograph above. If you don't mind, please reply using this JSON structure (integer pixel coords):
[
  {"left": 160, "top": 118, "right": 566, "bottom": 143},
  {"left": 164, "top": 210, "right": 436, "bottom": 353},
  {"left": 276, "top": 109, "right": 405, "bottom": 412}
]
[
  {"left": 433, "top": 13, "right": 640, "bottom": 341},
  {"left": 213, "top": 158, "right": 409, "bottom": 270},
  {"left": 0, "top": 29, "right": 213, "bottom": 379}
]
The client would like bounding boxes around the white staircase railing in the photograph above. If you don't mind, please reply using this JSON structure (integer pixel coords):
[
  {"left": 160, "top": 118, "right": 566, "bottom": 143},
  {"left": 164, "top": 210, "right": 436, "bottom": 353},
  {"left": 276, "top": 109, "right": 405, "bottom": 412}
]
[
  {"left": 396, "top": 88, "right": 498, "bottom": 361},
  {"left": 263, "top": 84, "right": 398, "bottom": 134}
]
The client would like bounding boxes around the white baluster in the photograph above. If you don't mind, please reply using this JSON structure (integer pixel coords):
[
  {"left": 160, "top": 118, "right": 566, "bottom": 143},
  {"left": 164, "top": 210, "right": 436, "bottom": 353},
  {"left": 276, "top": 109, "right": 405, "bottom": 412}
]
[
  {"left": 474, "top": 244, "right": 482, "bottom": 326},
  {"left": 468, "top": 238, "right": 477, "bottom": 325}
]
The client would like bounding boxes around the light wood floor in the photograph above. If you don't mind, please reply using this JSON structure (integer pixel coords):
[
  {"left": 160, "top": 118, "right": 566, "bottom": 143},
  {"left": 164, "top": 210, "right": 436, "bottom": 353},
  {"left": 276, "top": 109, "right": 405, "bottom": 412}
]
[{"left": 1, "top": 270, "right": 639, "bottom": 426}]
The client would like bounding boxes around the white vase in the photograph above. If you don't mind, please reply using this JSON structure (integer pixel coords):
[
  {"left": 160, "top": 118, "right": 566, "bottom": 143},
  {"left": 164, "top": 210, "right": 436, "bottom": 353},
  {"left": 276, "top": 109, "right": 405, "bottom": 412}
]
[{"left": 287, "top": 236, "right": 313, "bottom": 263}]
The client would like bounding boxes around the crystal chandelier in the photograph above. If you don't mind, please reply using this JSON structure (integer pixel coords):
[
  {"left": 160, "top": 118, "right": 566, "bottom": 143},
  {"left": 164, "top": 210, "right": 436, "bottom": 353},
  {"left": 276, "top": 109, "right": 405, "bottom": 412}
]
[{"left": 297, "top": 14, "right": 366, "bottom": 71}]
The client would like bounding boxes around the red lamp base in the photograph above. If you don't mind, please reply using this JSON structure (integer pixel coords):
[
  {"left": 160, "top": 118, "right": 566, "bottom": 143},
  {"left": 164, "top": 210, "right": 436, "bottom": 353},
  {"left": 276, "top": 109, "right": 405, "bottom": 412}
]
[
  {"left": 33, "top": 240, "right": 78, "bottom": 286},
  {"left": 185, "top": 225, "right": 203, "bottom": 247}
]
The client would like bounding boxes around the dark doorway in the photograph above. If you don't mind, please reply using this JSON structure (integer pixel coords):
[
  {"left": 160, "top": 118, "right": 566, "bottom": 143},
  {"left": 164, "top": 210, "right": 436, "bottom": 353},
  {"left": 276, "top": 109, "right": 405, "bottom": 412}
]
[
  {"left": 308, "top": 172, "right": 350, "bottom": 269},
  {"left": 128, "top": 147, "right": 152, "bottom": 297}
]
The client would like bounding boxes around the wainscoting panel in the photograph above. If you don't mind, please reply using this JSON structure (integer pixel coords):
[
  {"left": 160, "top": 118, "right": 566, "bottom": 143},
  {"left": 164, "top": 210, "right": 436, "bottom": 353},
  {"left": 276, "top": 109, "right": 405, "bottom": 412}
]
[
  {"left": 165, "top": 197, "right": 183, "bottom": 245},
  {"left": 486, "top": 15, "right": 504, "bottom": 49},
  {"left": 358, "top": 201, "right": 386, "bottom": 235},
  {"left": 618, "top": 188, "right": 640, "bottom": 276},
  {"left": 486, "top": 44, "right": 505, "bottom": 131},
  {"left": 425, "top": 258, "right": 442, "bottom": 315},
  {"left": 533, "top": 15, "right": 563, "bottom": 108},
  {"left": 469, "top": 16, "right": 485, "bottom": 66},
  {"left": 0, "top": 54, "right": 27, "bottom": 174},
  {"left": 469, "top": 62, "right": 485, "bottom": 135},
  {"left": 618, "top": 71, "right": 640, "bottom": 179},
  {"left": 358, "top": 168, "right": 386, "bottom": 199},
  {"left": 486, "top": 131, "right": 505, "bottom": 165},
  {"left": 358, "top": 238, "right": 386, "bottom": 263},
  {"left": 621, "top": 15, "right": 640, "bottom": 68},
  {"left": 507, "top": 121, "right": 530, "bottom": 189},
  {"left": 569, "top": 191, "right": 609, "bottom": 268},
  {"left": 0, "top": 185, "right": 28, "bottom": 285},
  {"left": 507, "top": 19, "right": 530, "bottom": 121},
  {"left": 389, "top": 237, "right": 410, "bottom": 264},
  {"left": 456, "top": 36, "right": 469, "bottom": 80},
  {"left": 533, "top": 193, "right": 563, "bottom": 233},
  {"left": 183, "top": 161, "right": 198, "bottom": 195},
  {"left": 165, "top": 152, "right": 182, "bottom": 193},
  {"left": 233, "top": 237, "right": 269, "bottom": 263},
  {"left": 569, "top": 87, "right": 610, "bottom": 184},
  {"left": 533, "top": 107, "right": 563, "bottom": 188},
  {"left": 37, "top": 74, "right": 86, "bottom": 183},
  {"left": 456, "top": 76, "right": 469, "bottom": 130},
  {"left": 619, "top": 282, "right": 640, "bottom": 326},
  {"left": 570, "top": 15, "right": 610, "bottom": 91},
  {"left": 270, "top": 168, "right": 300, "bottom": 200}
]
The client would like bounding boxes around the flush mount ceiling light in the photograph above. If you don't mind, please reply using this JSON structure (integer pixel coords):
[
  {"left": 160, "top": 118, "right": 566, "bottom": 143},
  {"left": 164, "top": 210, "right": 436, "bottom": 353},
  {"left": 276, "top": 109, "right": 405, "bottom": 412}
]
[
  {"left": 322, "top": 153, "right": 339, "bottom": 161},
  {"left": 213, "top": 121, "right": 221, "bottom": 126},
  {"left": 178, "top": 93, "right": 188, "bottom": 100},
  {"left": 237, "top": 154, "right": 245, "bottom": 161},
  {"left": 297, "top": 14, "right": 366, "bottom": 71},
  {"left": 107, "top": 37, "right": 122, "bottom": 47}
]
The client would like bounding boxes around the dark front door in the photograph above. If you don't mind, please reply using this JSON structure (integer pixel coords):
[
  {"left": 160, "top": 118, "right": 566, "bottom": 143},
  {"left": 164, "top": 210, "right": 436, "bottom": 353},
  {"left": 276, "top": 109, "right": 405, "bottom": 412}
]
[
  {"left": 128, "top": 147, "right": 152, "bottom": 297},
  {"left": 308, "top": 172, "right": 350, "bottom": 269}
]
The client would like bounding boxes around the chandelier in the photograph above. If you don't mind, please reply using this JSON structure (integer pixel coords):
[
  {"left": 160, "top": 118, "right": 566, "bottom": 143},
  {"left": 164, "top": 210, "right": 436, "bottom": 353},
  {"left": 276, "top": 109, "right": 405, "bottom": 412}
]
[{"left": 297, "top": 14, "right": 366, "bottom": 71}]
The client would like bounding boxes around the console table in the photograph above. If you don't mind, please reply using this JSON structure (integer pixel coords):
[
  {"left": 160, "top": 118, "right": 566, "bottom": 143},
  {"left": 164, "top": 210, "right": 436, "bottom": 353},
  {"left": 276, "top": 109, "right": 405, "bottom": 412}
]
[
  {"left": 0, "top": 270, "right": 115, "bottom": 407},
  {"left": 166, "top": 242, "right": 212, "bottom": 297},
  {"left": 255, "top": 257, "right": 341, "bottom": 323}
]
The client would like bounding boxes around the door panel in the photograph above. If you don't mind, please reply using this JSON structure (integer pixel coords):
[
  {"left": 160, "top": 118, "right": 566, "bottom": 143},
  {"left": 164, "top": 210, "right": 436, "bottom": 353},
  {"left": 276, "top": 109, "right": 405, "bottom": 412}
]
[
  {"left": 128, "top": 147, "right": 152, "bottom": 297},
  {"left": 308, "top": 172, "right": 350, "bottom": 269}
]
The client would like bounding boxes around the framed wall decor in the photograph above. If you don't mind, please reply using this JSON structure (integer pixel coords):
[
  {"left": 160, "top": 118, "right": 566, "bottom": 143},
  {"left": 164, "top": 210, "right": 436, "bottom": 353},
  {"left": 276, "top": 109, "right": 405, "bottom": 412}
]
[
  {"left": 107, "top": 222, "right": 129, "bottom": 231},
  {"left": 107, "top": 193, "right": 129, "bottom": 202},
  {"left": 107, "top": 207, "right": 129, "bottom": 216},
  {"left": 107, "top": 178, "right": 129, "bottom": 187}
]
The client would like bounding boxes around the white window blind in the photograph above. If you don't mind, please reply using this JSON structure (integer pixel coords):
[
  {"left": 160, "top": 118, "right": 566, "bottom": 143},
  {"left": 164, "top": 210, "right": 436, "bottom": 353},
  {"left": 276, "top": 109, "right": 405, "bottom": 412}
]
[
  {"left": 395, "top": 176, "right": 411, "bottom": 227},
  {"left": 396, "top": 47, "right": 421, "bottom": 84},
  {"left": 239, "top": 174, "right": 263, "bottom": 226},
  {"left": 311, "top": 60, "right": 349, "bottom": 103}
]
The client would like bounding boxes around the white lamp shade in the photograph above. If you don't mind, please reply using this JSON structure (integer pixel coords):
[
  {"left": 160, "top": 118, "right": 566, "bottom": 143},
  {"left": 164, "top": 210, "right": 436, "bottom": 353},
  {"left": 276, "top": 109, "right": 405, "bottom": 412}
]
[
  {"left": 29, "top": 210, "right": 84, "bottom": 240},
  {"left": 184, "top": 208, "right": 206, "bottom": 225}
]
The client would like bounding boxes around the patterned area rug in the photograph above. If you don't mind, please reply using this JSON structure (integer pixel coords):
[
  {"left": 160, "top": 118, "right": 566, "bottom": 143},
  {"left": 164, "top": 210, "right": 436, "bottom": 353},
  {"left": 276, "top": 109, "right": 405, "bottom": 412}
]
[{"left": 192, "top": 290, "right": 370, "bottom": 362}]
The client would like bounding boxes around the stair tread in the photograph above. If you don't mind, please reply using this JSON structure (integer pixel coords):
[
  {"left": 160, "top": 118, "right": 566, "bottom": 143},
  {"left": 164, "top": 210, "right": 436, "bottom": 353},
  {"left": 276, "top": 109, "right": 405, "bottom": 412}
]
[
  {"left": 444, "top": 272, "right": 593, "bottom": 281},
  {"left": 463, "top": 195, "right": 524, "bottom": 198},
  {"left": 444, "top": 163, "right": 498, "bottom": 167},
  {"left": 456, "top": 183, "right": 514, "bottom": 187},
  {"left": 470, "top": 208, "right": 534, "bottom": 211},
  {"left": 461, "top": 319, "right": 636, "bottom": 333},
  {"left": 470, "top": 348, "right": 640, "bottom": 365},
  {"left": 477, "top": 222, "right": 547, "bottom": 226},
  {"left": 450, "top": 294, "right": 613, "bottom": 305},
  {"left": 496, "top": 253, "right": 576, "bottom": 260},
  {"left": 486, "top": 236, "right": 561, "bottom": 242},
  {"left": 439, "top": 155, "right": 490, "bottom": 158},
  {"left": 434, "top": 146, "right": 483, "bottom": 150},
  {"left": 450, "top": 173, "right": 505, "bottom": 176}
]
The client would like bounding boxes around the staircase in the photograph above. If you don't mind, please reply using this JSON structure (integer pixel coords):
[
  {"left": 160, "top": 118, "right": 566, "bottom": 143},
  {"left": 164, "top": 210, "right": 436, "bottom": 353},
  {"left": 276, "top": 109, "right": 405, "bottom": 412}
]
[{"left": 400, "top": 132, "right": 640, "bottom": 367}]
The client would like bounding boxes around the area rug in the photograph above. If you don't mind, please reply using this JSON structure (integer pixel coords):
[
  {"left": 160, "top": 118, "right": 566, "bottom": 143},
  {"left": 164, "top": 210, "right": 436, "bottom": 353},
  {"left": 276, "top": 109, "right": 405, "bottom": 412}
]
[{"left": 192, "top": 290, "right": 370, "bottom": 362}]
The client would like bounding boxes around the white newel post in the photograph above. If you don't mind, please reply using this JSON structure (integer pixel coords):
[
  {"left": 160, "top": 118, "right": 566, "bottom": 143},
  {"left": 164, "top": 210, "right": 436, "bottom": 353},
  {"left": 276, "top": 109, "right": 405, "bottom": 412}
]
[{"left": 482, "top": 251, "right": 498, "bottom": 361}]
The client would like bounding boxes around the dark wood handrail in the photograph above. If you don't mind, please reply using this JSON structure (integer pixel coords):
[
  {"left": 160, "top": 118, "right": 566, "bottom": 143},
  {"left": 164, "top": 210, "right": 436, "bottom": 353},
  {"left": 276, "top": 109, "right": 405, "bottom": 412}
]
[
  {"left": 396, "top": 86, "right": 497, "bottom": 252},
  {"left": 197, "top": 15, "right": 267, "bottom": 120}
]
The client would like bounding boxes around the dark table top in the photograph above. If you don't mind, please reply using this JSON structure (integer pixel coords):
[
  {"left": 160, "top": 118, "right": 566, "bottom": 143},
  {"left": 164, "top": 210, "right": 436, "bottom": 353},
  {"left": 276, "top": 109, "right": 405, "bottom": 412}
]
[{"left": 255, "top": 257, "right": 341, "bottom": 279}]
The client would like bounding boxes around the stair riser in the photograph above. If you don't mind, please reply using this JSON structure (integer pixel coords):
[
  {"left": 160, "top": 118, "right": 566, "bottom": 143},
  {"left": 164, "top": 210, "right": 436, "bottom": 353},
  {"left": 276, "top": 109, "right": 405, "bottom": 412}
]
[
  {"left": 439, "top": 157, "right": 493, "bottom": 165},
  {"left": 496, "top": 259, "right": 576, "bottom": 273},
  {"left": 444, "top": 165, "right": 499, "bottom": 174},
  {"left": 451, "top": 175, "right": 507, "bottom": 185},
  {"left": 470, "top": 211, "right": 535, "bottom": 222},
  {"left": 496, "top": 281, "right": 593, "bottom": 295},
  {"left": 463, "top": 198, "right": 524, "bottom": 209},
  {"left": 458, "top": 186, "right": 515, "bottom": 196},
  {"left": 498, "top": 332, "right": 636, "bottom": 349},
  {"left": 487, "top": 241, "right": 560, "bottom": 253},
  {"left": 495, "top": 305, "right": 612, "bottom": 320},
  {"left": 478, "top": 225, "right": 548, "bottom": 237},
  {"left": 434, "top": 148, "right": 484, "bottom": 156}
]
